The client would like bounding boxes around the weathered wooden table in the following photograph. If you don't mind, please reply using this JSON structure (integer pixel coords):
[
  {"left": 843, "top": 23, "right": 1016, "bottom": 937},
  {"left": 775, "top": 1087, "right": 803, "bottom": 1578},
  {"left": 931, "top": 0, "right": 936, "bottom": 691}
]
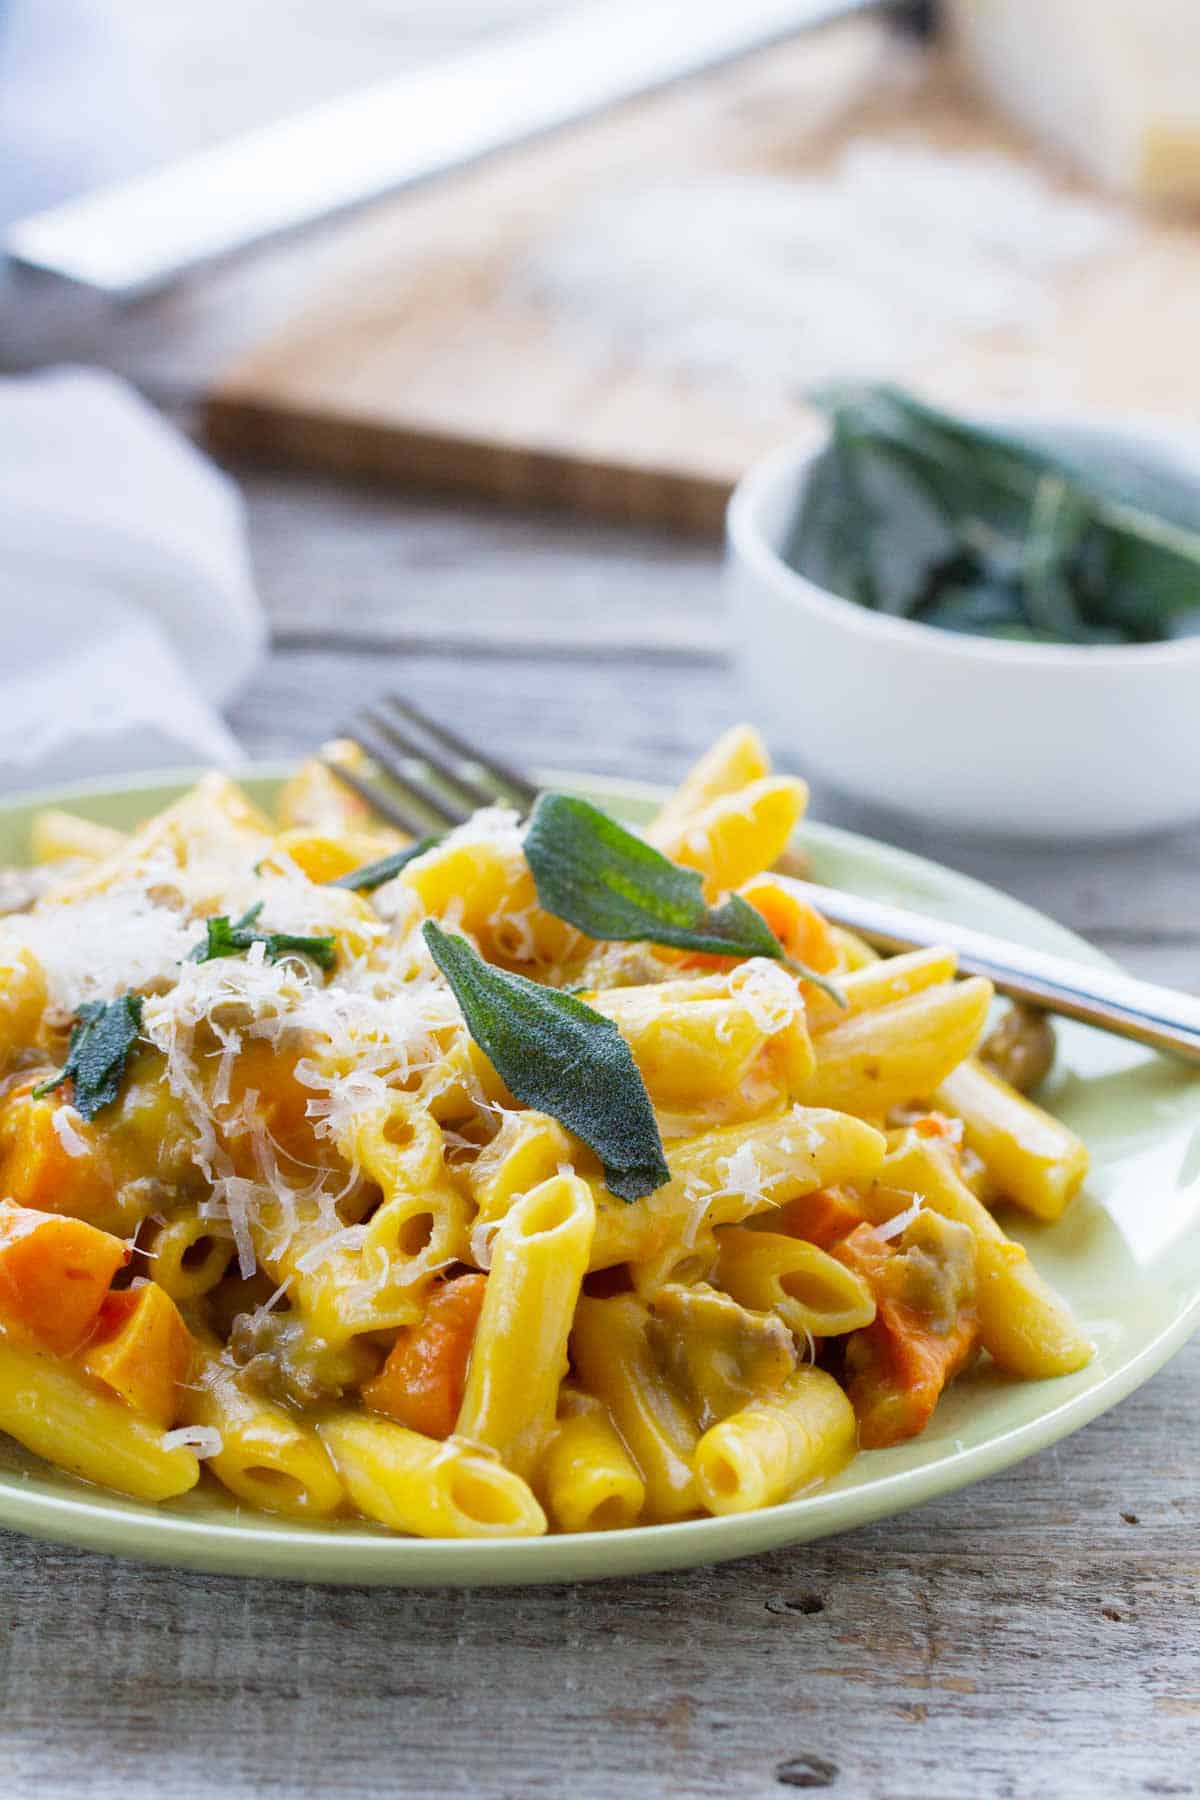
[{"left": 3, "top": 6, "right": 1198, "bottom": 1795}]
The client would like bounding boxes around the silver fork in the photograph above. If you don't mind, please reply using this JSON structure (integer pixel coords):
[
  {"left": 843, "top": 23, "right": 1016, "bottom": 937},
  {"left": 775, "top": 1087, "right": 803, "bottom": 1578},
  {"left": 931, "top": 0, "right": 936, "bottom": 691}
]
[{"left": 329, "top": 696, "right": 1200, "bottom": 1066}]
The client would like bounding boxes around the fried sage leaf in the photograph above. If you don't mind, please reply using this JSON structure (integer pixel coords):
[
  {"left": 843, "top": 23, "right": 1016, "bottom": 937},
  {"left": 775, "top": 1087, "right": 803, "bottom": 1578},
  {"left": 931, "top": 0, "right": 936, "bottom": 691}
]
[
  {"left": 523, "top": 793, "right": 843, "bottom": 1001},
  {"left": 33, "top": 993, "right": 145, "bottom": 1121},
  {"left": 790, "top": 382, "right": 1200, "bottom": 645},
  {"left": 331, "top": 836, "right": 442, "bottom": 892},
  {"left": 423, "top": 919, "right": 669, "bottom": 1202},
  {"left": 189, "top": 902, "right": 337, "bottom": 971},
  {"left": 524, "top": 793, "right": 777, "bottom": 958}
]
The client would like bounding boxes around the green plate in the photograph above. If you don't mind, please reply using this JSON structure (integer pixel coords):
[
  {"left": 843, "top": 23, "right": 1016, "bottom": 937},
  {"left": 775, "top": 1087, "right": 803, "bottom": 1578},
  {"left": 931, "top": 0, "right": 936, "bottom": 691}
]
[{"left": 0, "top": 766, "right": 1197, "bottom": 1585}]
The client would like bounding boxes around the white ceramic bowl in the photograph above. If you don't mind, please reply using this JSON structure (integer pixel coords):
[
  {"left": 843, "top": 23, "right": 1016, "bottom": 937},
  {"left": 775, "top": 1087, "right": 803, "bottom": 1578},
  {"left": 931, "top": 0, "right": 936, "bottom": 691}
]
[{"left": 727, "top": 420, "right": 1200, "bottom": 840}]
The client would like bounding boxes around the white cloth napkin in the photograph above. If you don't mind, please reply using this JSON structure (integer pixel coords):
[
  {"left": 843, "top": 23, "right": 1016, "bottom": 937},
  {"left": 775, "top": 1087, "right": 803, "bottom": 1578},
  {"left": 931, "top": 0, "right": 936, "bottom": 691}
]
[{"left": 0, "top": 366, "right": 266, "bottom": 791}]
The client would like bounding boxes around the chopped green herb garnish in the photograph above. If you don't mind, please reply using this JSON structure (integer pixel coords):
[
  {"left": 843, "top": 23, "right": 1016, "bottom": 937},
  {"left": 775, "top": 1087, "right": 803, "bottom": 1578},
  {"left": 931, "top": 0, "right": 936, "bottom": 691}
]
[
  {"left": 331, "top": 835, "right": 442, "bottom": 892},
  {"left": 188, "top": 902, "right": 337, "bottom": 971},
  {"left": 523, "top": 793, "right": 844, "bottom": 1003},
  {"left": 33, "top": 994, "right": 144, "bottom": 1121},
  {"left": 422, "top": 920, "right": 669, "bottom": 1203},
  {"left": 788, "top": 383, "right": 1200, "bottom": 646}
]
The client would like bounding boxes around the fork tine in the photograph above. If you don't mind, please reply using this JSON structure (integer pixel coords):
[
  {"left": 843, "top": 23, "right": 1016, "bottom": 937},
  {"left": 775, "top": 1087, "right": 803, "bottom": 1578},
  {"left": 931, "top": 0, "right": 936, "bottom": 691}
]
[
  {"left": 322, "top": 759, "right": 435, "bottom": 837},
  {"left": 383, "top": 695, "right": 540, "bottom": 809},
  {"left": 363, "top": 704, "right": 499, "bottom": 814},
  {"left": 343, "top": 722, "right": 468, "bottom": 826}
]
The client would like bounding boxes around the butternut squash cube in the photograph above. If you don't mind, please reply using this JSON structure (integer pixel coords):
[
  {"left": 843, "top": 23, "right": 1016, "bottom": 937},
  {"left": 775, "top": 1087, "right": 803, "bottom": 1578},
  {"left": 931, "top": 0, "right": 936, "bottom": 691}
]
[
  {"left": 0, "top": 1200, "right": 128, "bottom": 1355},
  {"left": 80, "top": 1282, "right": 194, "bottom": 1427}
]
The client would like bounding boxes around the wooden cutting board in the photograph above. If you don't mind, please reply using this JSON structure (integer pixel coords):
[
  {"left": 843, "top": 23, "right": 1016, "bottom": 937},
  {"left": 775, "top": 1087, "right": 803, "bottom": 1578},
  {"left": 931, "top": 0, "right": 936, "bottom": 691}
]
[{"left": 206, "top": 16, "right": 1200, "bottom": 534}]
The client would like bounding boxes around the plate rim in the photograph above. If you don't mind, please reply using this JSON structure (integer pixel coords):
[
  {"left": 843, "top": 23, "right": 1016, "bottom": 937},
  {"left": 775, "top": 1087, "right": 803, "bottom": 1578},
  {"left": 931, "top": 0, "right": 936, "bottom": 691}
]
[{"left": 0, "top": 761, "right": 1193, "bottom": 1585}]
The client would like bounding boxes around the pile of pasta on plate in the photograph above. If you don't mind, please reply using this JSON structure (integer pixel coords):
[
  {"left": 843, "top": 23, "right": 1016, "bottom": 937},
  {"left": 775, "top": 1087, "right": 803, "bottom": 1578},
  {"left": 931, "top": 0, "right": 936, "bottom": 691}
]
[{"left": 0, "top": 728, "right": 1093, "bottom": 1537}]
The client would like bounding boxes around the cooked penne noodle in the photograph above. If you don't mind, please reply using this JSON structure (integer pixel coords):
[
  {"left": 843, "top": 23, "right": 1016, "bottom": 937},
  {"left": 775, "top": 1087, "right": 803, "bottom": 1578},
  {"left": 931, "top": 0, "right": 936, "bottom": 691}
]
[
  {"left": 456, "top": 1174, "right": 594, "bottom": 1476},
  {"left": 466, "top": 1110, "right": 574, "bottom": 1236},
  {"left": 0, "top": 1337, "right": 199, "bottom": 1501},
  {"left": 589, "top": 968, "right": 814, "bottom": 1104},
  {"left": 828, "top": 926, "right": 880, "bottom": 971},
  {"left": 29, "top": 809, "right": 127, "bottom": 867},
  {"left": 802, "top": 977, "right": 993, "bottom": 1116},
  {"left": 146, "top": 1215, "right": 236, "bottom": 1303},
  {"left": 805, "top": 945, "right": 957, "bottom": 1033},
  {"left": 183, "top": 1341, "right": 344, "bottom": 1518},
  {"left": 0, "top": 943, "right": 47, "bottom": 1067},
  {"left": 694, "top": 1367, "right": 857, "bottom": 1515},
  {"left": 590, "top": 1106, "right": 887, "bottom": 1270},
  {"left": 648, "top": 724, "right": 772, "bottom": 844},
  {"left": 861, "top": 1132, "right": 1093, "bottom": 1379},
  {"left": 46, "top": 772, "right": 273, "bottom": 906},
  {"left": 715, "top": 1227, "right": 877, "bottom": 1339},
  {"left": 571, "top": 1295, "right": 699, "bottom": 1523},
  {"left": 539, "top": 1392, "right": 646, "bottom": 1533},
  {"left": 320, "top": 1413, "right": 546, "bottom": 1538},
  {"left": 402, "top": 830, "right": 576, "bottom": 967},
  {"left": 276, "top": 740, "right": 381, "bottom": 833},
  {"left": 935, "top": 1058, "right": 1089, "bottom": 1222},
  {"left": 261, "top": 1204, "right": 426, "bottom": 1347},
  {"left": 658, "top": 778, "right": 809, "bottom": 896},
  {"left": 629, "top": 1228, "right": 720, "bottom": 1298}
]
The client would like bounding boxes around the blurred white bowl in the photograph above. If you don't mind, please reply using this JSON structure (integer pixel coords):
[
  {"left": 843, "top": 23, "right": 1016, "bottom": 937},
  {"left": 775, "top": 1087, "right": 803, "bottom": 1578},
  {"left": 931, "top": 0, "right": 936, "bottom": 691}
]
[{"left": 727, "top": 419, "right": 1200, "bottom": 841}]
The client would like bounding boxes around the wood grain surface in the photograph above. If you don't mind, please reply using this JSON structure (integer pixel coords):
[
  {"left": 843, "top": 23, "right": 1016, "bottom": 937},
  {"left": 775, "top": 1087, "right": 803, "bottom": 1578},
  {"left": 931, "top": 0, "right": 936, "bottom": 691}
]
[
  {"left": 206, "top": 15, "right": 1200, "bottom": 531},
  {"left": 3, "top": 5, "right": 1199, "bottom": 1795}
]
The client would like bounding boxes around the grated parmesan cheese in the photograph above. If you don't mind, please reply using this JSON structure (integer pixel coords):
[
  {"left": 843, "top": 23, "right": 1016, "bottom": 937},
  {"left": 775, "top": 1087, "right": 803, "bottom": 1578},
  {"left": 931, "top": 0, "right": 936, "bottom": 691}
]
[
  {"left": 729, "top": 959, "right": 804, "bottom": 1035},
  {"left": 875, "top": 1194, "right": 925, "bottom": 1243},
  {"left": 50, "top": 1104, "right": 89, "bottom": 1159},
  {"left": 468, "top": 1216, "right": 504, "bottom": 1271},
  {"left": 7, "top": 888, "right": 196, "bottom": 1011},
  {"left": 160, "top": 1425, "right": 223, "bottom": 1458},
  {"left": 139, "top": 903, "right": 464, "bottom": 1279},
  {"left": 715, "top": 1140, "right": 769, "bottom": 1208}
]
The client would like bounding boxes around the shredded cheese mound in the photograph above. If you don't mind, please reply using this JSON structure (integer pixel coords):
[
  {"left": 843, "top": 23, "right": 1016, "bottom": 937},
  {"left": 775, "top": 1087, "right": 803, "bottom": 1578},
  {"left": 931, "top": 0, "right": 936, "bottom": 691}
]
[
  {"left": 8, "top": 889, "right": 196, "bottom": 1011},
  {"left": 141, "top": 928, "right": 462, "bottom": 1278}
]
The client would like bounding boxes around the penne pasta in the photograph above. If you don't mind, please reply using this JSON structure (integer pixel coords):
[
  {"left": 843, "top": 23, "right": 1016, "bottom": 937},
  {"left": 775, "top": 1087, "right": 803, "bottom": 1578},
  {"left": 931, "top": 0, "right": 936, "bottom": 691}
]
[
  {"left": 0, "top": 1336, "right": 199, "bottom": 1502},
  {"left": 694, "top": 1367, "right": 857, "bottom": 1515},
  {"left": 29, "top": 809, "right": 127, "bottom": 867},
  {"left": 590, "top": 1106, "right": 887, "bottom": 1271},
  {"left": 715, "top": 1227, "right": 877, "bottom": 1339},
  {"left": 648, "top": 724, "right": 772, "bottom": 843},
  {"left": 0, "top": 942, "right": 47, "bottom": 1067},
  {"left": 657, "top": 778, "right": 810, "bottom": 897},
  {"left": 183, "top": 1340, "right": 344, "bottom": 1519},
  {"left": 320, "top": 1413, "right": 546, "bottom": 1538},
  {"left": 860, "top": 1131, "right": 1093, "bottom": 1379},
  {"left": 466, "top": 1110, "right": 574, "bottom": 1237},
  {"left": 539, "top": 1392, "right": 646, "bottom": 1533},
  {"left": 456, "top": 1174, "right": 594, "bottom": 1476},
  {"left": 589, "top": 968, "right": 814, "bottom": 1106},
  {"left": 146, "top": 1215, "right": 236, "bottom": 1303},
  {"left": 935, "top": 1058, "right": 1089, "bottom": 1222},
  {"left": 805, "top": 945, "right": 957, "bottom": 1033},
  {"left": 802, "top": 977, "right": 994, "bottom": 1116},
  {"left": 571, "top": 1294, "right": 700, "bottom": 1523}
]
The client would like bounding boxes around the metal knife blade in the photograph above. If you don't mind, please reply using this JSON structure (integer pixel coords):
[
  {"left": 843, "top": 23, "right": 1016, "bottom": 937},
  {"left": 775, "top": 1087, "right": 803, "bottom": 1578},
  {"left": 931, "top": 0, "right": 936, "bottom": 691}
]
[{"left": 5, "top": 0, "right": 878, "bottom": 297}]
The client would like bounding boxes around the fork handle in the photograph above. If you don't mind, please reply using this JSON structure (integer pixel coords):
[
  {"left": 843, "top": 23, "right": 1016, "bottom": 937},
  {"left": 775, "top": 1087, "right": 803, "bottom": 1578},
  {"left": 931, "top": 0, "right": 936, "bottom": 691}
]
[{"left": 789, "top": 879, "right": 1200, "bottom": 1066}]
